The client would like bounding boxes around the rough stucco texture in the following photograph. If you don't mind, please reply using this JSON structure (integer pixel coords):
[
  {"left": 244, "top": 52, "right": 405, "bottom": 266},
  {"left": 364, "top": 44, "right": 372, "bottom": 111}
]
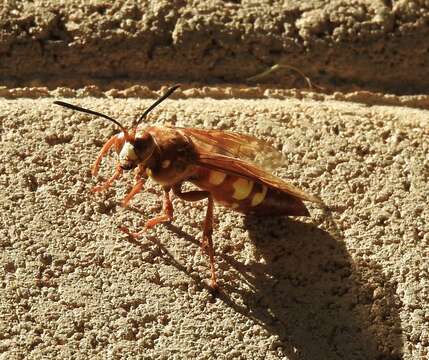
[
  {"left": 2, "top": 0, "right": 429, "bottom": 92},
  {"left": 0, "top": 92, "right": 428, "bottom": 359},
  {"left": 1, "top": 0, "right": 429, "bottom": 359}
]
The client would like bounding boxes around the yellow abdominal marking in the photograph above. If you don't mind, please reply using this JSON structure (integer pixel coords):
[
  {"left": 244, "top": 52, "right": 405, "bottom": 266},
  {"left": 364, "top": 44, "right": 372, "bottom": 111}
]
[
  {"left": 209, "top": 170, "right": 227, "bottom": 185},
  {"left": 161, "top": 160, "right": 171, "bottom": 168},
  {"left": 232, "top": 178, "right": 254, "bottom": 200},
  {"left": 251, "top": 185, "right": 268, "bottom": 206},
  {"left": 146, "top": 168, "right": 152, "bottom": 177}
]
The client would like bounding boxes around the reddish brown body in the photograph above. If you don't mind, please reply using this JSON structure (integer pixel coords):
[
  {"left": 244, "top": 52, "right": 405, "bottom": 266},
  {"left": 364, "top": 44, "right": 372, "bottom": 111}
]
[
  {"left": 54, "top": 85, "right": 321, "bottom": 290},
  {"left": 191, "top": 167, "right": 309, "bottom": 216}
]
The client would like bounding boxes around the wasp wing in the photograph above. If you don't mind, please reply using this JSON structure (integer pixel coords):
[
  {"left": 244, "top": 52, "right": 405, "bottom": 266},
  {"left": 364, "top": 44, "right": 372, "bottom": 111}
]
[
  {"left": 195, "top": 152, "right": 322, "bottom": 204},
  {"left": 177, "top": 128, "right": 285, "bottom": 172},
  {"left": 176, "top": 127, "right": 321, "bottom": 203}
]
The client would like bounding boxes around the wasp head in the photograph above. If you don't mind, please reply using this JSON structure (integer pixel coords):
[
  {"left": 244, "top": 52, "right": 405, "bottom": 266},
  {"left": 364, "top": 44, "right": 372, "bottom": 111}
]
[
  {"left": 54, "top": 85, "right": 179, "bottom": 173},
  {"left": 117, "top": 131, "right": 156, "bottom": 171}
]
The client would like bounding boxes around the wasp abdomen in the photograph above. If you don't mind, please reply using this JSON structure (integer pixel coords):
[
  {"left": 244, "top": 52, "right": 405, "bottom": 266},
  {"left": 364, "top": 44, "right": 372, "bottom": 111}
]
[{"left": 192, "top": 168, "right": 309, "bottom": 217}]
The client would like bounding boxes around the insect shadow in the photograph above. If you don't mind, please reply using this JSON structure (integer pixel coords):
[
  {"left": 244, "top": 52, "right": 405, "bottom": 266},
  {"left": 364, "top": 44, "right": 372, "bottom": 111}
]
[
  {"left": 217, "top": 214, "right": 404, "bottom": 360},
  {"left": 123, "top": 204, "right": 217, "bottom": 291},
  {"left": 124, "top": 204, "right": 403, "bottom": 359}
]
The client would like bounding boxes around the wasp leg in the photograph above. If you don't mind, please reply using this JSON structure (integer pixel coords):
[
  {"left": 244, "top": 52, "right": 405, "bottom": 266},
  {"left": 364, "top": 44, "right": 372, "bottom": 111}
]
[
  {"left": 120, "top": 187, "right": 173, "bottom": 239},
  {"left": 172, "top": 185, "right": 211, "bottom": 251},
  {"left": 92, "top": 134, "right": 118, "bottom": 176},
  {"left": 203, "top": 196, "right": 217, "bottom": 290},
  {"left": 121, "top": 179, "right": 144, "bottom": 207},
  {"left": 91, "top": 164, "right": 122, "bottom": 193},
  {"left": 121, "top": 166, "right": 147, "bottom": 207},
  {"left": 145, "top": 187, "right": 174, "bottom": 228},
  {"left": 172, "top": 184, "right": 218, "bottom": 290}
]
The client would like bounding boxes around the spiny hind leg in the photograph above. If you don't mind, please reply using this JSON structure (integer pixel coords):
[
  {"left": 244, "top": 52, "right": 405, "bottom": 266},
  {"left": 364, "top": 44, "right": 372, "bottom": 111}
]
[
  {"left": 172, "top": 184, "right": 218, "bottom": 289},
  {"left": 120, "top": 186, "right": 173, "bottom": 239},
  {"left": 203, "top": 196, "right": 217, "bottom": 290},
  {"left": 172, "top": 184, "right": 211, "bottom": 254}
]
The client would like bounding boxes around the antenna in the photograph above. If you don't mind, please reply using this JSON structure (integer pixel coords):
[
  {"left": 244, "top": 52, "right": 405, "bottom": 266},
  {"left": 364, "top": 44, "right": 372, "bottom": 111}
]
[
  {"left": 136, "top": 85, "right": 180, "bottom": 125},
  {"left": 54, "top": 101, "right": 128, "bottom": 134}
]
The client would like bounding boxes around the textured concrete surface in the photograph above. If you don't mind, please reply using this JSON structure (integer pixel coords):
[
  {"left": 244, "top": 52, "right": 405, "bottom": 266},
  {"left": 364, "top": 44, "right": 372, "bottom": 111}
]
[
  {"left": 2, "top": 1, "right": 429, "bottom": 92},
  {"left": 0, "top": 87, "right": 428, "bottom": 359},
  {"left": 1, "top": 1, "right": 429, "bottom": 359}
]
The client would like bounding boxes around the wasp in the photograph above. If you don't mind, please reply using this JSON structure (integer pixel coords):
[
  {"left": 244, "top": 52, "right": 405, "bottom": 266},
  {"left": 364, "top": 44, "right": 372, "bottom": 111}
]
[{"left": 54, "top": 85, "right": 321, "bottom": 290}]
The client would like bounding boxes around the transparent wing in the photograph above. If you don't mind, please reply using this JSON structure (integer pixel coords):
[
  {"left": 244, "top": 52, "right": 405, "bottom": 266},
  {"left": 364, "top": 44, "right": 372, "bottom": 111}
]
[
  {"left": 177, "top": 128, "right": 285, "bottom": 172},
  {"left": 195, "top": 152, "right": 322, "bottom": 204},
  {"left": 175, "top": 127, "right": 321, "bottom": 204}
]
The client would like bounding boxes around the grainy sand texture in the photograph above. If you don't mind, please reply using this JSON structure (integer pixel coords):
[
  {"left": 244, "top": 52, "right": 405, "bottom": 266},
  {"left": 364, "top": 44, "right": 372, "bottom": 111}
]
[{"left": 1, "top": 1, "right": 428, "bottom": 360}]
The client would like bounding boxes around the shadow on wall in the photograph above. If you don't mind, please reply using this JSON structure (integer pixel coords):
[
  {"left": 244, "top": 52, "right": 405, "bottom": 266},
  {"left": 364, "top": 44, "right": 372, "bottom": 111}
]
[
  {"left": 127, "top": 205, "right": 403, "bottom": 359},
  {"left": 219, "top": 215, "right": 403, "bottom": 360}
]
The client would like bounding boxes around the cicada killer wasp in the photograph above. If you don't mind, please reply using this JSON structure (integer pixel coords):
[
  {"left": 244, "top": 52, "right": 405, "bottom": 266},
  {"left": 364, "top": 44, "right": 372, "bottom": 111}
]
[{"left": 54, "top": 85, "right": 322, "bottom": 290}]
